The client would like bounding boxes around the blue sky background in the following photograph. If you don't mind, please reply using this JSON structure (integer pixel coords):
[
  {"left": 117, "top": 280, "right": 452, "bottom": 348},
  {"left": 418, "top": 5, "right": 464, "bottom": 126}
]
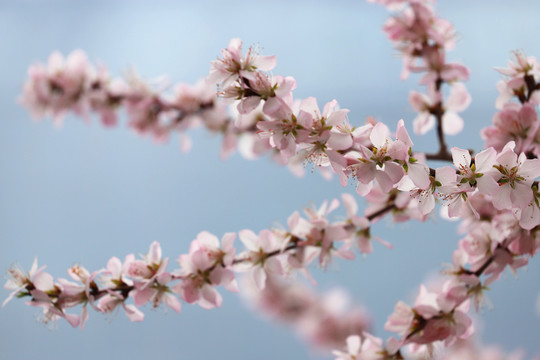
[{"left": 1, "top": 1, "right": 540, "bottom": 359}]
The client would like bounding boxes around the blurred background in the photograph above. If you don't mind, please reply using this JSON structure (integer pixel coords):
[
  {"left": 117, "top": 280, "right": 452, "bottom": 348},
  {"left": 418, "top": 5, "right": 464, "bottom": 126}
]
[{"left": 1, "top": 0, "right": 539, "bottom": 359}]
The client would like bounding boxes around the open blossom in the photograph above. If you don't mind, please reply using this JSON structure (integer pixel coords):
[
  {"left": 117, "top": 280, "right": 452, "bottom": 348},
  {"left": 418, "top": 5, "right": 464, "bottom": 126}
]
[
  {"left": 386, "top": 281, "right": 473, "bottom": 347},
  {"left": 299, "top": 199, "right": 354, "bottom": 266},
  {"left": 126, "top": 241, "right": 167, "bottom": 286},
  {"left": 123, "top": 241, "right": 183, "bottom": 313},
  {"left": 410, "top": 82, "right": 471, "bottom": 135},
  {"left": 480, "top": 142, "right": 540, "bottom": 211},
  {"left": 347, "top": 119, "right": 429, "bottom": 198},
  {"left": 333, "top": 335, "right": 361, "bottom": 360},
  {"left": 437, "top": 166, "right": 477, "bottom": 218},
  {"left": 397, "top": 169, "right": 439, "bottom": 216},
  {"left": 436, "top": 147, "right": 498, "bottom": 218},
  {"left": 20, "top": 50, "right": 91, "bottom": 124},
  {"left": 458, "top": 221, "right": 506, "bottom": 272},
  {"left": 256, "top": 98, "right": 312, "bottom": 161},
  {"left": 341, "top": 193, "right": 394, "bottom": 254},
  {"left": 333, "top": 333, "right": 400, "bottom": 360},
  {"left": 229, "top": 73, "right": 296, "bottom": 115},
  {"left": 516, "top": 189, "right": 540, "bottom": 230},
  {"left": 482, "top": 102, "right": 539, "bottom": 154},
  {"left": 244, "top": 278, "right": 371, "bottom": 350},
  {"left": 208, "top": 38, "right": 277, "bottom": 88},
  {"left": 419, "top": 52, "right": 470, "bottom": 85},
  {"left": 496, "top": 51, "right": 540, "bottom": 80},
  {"left": 236, "top": 229, "right": 287, "bottom": 290},
  {"left": 346, "top": 121, "right": 407, "bottom": 196},
  {"left": 3, "top": 258, "right": 44, "bottom": 307},
  {"left": 173, "top": 232, "right": 237, "bottom": 309},
  {"left": 29, "top": 271, "right": 83, "bottom": 328},
  {"left": 58, "top": 264, "right": 102, "bottom": 328},
  {"left": 294, "top": 98, "right": 350, "bottom": 174},
  {"left": 381, "top": 1, "right": 456, "bottom": 78}
]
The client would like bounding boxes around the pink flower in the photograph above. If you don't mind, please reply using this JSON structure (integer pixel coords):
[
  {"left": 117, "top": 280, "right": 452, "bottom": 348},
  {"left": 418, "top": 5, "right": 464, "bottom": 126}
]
[
  {"left": 126, "top": 241, "right": 167, "bottom": 286},
  {"left": 3, "top": 258, "right": 44, "bottom": 307},
  {"left": 341, "top": 193, "right": 393, "bottom": 254},
  {"left": 208, "top": 38, "right": 276, "bottom": 88},
  {"left": 125, "top": 242, "right": 180, "bottom": 312},
  {"left": 332, "top": 335, "right": 361, "bottom": 360},
  {"left": 231, "top": 74, "right": 296, "bottom": 115},
  {"left": 20, "top": 50, "right": 92, "bottom": 125},
  {"left": 236, "top": 229, "right": 287, "bottom": 290},
  {"left": 301, "top": 199, "right": 353, "bottom": 266},
  {"left": 256, "top": 98, "right": 312, "bottom": 161},
  {"left": 97, "top": 293, "right": 144, "bottom": 322},
  {"left": 410, "top": 82, "right": 470, "bottom": 135},
  {"left": 132, "top": 272, "right": 181, "bottom": 314},
  {"left": 385, "top": 301, "right": 415, "bottom": 336},
  {"left": 406, "top": 282, "right": 473, "bottom": 346},
  {"left": 346, "top": 121, "right": 407, "bottom": 195},
  {"left": 516, "top": 190, "right": 540, "bottom": 230},
  {"left": 482, "top": 102, "right": 539, "bottom": 154},
  {"left": 173, "top": 232, "right": 238, "bottom": 309},
  {"left": 86, "top": 65, "right": 128, "bottom": 127},
  {"left": 27, "top": 272, "right": 82, "bottom": 328},
  {"left": 495, "top": 51, "right": 540, "bottom": 80},
  {"left": 482, "top": 142, "right": 540, "bottom": 210}
]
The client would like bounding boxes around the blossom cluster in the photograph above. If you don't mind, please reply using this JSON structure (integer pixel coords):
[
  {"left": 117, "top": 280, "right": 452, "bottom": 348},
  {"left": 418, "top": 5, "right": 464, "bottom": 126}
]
[
  {"left": 19, "top": 49, "right": 273, "bottom": 160},
  {"left": 207, "top": 35, "right": 540, "bottom": 229},
  {"left": 242, "top": 278, "right": 371, "bottom": 350},
  {"left": 334, "top": 336, "right": 526, "bottom": 360},
  {"left": 373, "top": 0, "right": 471, "bottom": 142},
  {"left": 4, "top": 195, "right": 387, "bottom": 329},
  {"left": 482, "top": 52, "right": 540, "bottom": 157}
]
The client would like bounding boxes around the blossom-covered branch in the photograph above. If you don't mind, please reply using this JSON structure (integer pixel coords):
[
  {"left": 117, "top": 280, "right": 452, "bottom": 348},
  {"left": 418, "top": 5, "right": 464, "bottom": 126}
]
[
  {"left": 372, "top": 0, "right": 471, "bottom": 161},
  {"left": 20, "top": 50, "right": 277, "bottom": 163},
  {"left": 4, "top": 194, "right": 396, "bottom": 329}
]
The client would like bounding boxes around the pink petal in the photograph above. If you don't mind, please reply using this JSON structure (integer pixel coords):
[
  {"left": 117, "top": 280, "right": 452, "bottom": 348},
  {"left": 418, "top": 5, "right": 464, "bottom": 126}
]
[
  {"left": 253, "top": 55, "right": 276, "bottom": 71},
  {"left": 133, "top": 287, "right": 155, "bottom": 307},
  {"left": 252, "top": 267, "right": 267, "bottom": 290},
  {"left": 519, "top": 158, "right": 540, "bottom": 180},
  {"left": 196, "top": 231, "right": 220, "bottom": 249},
  {"left": 445, "top": 82, "right": 471, "bottom": 112},
  {"left": 200, "top": 285, "right": 222, "bottom": 309},
  {"left": 409, "top": 91, "right": 428, "bottom": 112},
  {"left": 163, "top": 293, "right": 181, "bottom": 314},
  {"left": 519, "top": 203, "right": 540, "bottom": 230},
  {"left": 408, "top": 163, "right": 430, "bottom": 189},
  {"left": 239, "top": 229, "right": 259, "bottom": 251},
  {"left": 369, "top": 122, "right": 390, "bottom": 148},
  {"left": 148, "top": 241, "right": 162, "bottom": 265},
  {"left": 413, "top": 113, "right": 435, "bottom": 135},
  {"left": 123, "top": 304, "right": 145, "bottom": 322},
  {"left": 326, "top": 109, "right": 349, "bottom": 126},
  {"left": 237, "top": 96, "right": 261, "bottom": 114},
  {"left": 64, "top": 312, "right": 81, "bottom": 328},
  {"left": 442, "top": 112, "right": 464, "bottom": 135},
  {"left": 33, "top": 272, "right": 54, "bottom": 291},
  {"left": 106, "top": 257, "right": 122, "bottom": 278},
  {"left": 341, "top": 193, "right": 358, "bottom": 218},
  {"left": 451, "top": 147, "right": 471, "bottom": 170},
  {"left": 79, "top": 305, "right": 89, "bottom": 330},
  {"left": 327, "top": 132, "right": 352, "bottom": 150},
  {"left": 512, "top": 183, "right": 534, "bottom": 209},
  {"left": 396, "top": 119, "right": 413, "bottom": 147},
  {"left": 474, "top": 147, "right": 497, "bottom": 173}
]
